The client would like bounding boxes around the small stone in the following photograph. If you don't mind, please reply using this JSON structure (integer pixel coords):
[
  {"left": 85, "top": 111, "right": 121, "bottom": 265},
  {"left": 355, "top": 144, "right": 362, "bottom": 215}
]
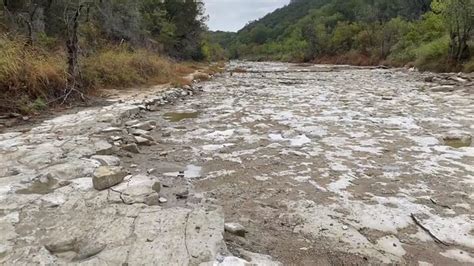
[
  {"left": 134, "top": 136, "right": 151, "bottom": 146},
  {"left": 101, "top": 127, "right": 122, "bottom": 133},
  {"left": 92, "top": 166, "right": 127, "bottom": 190},
  {"left": 22, "top": 116, "right": 30, "bottom": 121},
  {"left": 152, "top": 181, "right": 161, "bottom": 193},
  {"left": 342, "top": 225, "right": 349, "bottom": 230},
  {"left": 158, "top": 197, "right": 168, "bottom": 204},
  {"left": 94, "top": 140, "right": 114, "bottom": 155},
  {"left": 147, "top": 168, "right": 157, "bottom": 175},
  {"left": 122, "top": 143, "right": 140, "bottom": 153},
  {"left": 159, "top": 151, "right": 168, "bottom": 156},
  {"left": 91, "top": 155, "right": 121, "bottom": 166},
  {"left": 130, "top": 128, "right": 149, "bottom": 136},
  {"left": 131, "top": 121, "right": 156, "bottom": 131},
  {"left": 224, "top": 223, "right": 246, "bottom": 237},
  {"left": 162, "top": 132, "right": 171, "bottom": 137},
  {"left": 144, "top": 194, "right": 160, "bottom": 206},
  {"left": 125, "top": 119, "right": 140, "bottom": 126},
  {"left": 110, "top": 136, "right": 122, "bottom": 141}
]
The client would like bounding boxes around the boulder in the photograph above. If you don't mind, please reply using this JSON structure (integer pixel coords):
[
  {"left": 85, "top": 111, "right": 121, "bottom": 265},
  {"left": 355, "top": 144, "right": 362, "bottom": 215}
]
[{"left": 92, "top": 166, "right": 127, "bottom": 190}]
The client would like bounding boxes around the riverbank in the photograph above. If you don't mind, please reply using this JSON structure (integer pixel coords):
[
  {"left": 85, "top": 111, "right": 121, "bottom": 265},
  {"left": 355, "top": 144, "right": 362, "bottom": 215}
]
[{"left": 0, "top": 37, "right": 225, "bottom": 117}]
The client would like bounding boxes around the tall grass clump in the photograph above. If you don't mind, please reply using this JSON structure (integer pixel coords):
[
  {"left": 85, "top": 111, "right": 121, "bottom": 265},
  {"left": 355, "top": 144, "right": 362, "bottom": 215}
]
[
  {"left": 0, "top": 36, "right": 67, "bottom": 113},
  {"left": 82, "top": 47, "right": 179, "bottom": 89}
]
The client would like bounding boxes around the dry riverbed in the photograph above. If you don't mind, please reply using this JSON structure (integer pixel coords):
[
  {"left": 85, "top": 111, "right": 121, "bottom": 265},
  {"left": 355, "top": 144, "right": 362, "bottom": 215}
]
[{"left": 0, "top": 61, "right": 473, "bottom": 265}]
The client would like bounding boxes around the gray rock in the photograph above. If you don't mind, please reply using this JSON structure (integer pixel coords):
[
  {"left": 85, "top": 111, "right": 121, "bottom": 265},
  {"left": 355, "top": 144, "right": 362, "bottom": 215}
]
[
  {"left": 224, "top": 223, "right": 246, "bottom": 237},
  {"left": 125, "top": 119, "right": 140, "bottom": 126},
  {"left": 144, "top": 194, "right": 160, "bottom": 206},
  {"left": 91, "top": 155, "right": 121, "bottom": 166},
  {"left": 131, "top": 121, "right": 156, "bottom": 131},
  {"left": 114, "top": 175, "right": 156, "bottom": 204},
  {"left": 159, "top": 197, "right": 168, "bottom": 204},
  {"left": 122, "top": 143, "right": 140, "bottom": 153},
  {"left": 94, "top": 140, "right": 114, "bottom": 155},
  {"left": 92, "top": 166, "right": 127, "bottom": 190},
  {"left": 130, "top": 128, "right": 150, "bottom": 136},
  {"left": 134, "top": 136, "right": 152, "bottom": 146}
]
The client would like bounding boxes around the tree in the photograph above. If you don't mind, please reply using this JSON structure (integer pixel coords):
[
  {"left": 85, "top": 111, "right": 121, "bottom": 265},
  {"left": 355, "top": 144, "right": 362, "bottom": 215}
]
[{"left": 432, "top": 0, "right": 473, "bottom": 62}]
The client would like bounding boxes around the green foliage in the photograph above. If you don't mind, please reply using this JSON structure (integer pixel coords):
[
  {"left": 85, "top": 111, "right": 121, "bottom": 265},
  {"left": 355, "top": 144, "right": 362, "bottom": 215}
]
[
  {"left": 414, "top": 36, "right": 451, "bottom": 71},
  {"left": 224, "top": 0, "right": 472, "bottom": 71}
]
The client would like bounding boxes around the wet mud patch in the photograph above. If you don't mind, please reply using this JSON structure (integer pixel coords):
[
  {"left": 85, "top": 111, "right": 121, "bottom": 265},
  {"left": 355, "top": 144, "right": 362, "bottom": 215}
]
[{"left": 16, "top": 177, "right": 58, "bottom": 195}]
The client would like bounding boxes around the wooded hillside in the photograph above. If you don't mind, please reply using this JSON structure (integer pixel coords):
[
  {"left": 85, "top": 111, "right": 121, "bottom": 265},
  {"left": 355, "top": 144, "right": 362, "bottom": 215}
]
[{"left": 218, "top": 0, "right": 473, "bottom": 72}]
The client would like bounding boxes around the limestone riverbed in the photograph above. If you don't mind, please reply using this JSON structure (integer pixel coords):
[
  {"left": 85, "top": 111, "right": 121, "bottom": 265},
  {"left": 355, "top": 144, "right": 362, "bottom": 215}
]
[{"left": 1, "top": 62, "right": 473, "bottom": 265}]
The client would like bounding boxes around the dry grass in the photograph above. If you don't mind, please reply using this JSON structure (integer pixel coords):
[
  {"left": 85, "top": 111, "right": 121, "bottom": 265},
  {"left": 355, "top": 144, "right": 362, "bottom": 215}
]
[
  {"left": 231, "top": 67, "right": 248, "bottom": 73},
  {"left": 0, "top": 37, "right": 222, "bottom": 114},
  {"left": 193, "top": 73, "right": 211, "bottom": 81},
  {"left": 81, "top": 48, "right": 177, "bottom": 89},
  {"left": 0, "top": 36, "right": 67, "bottom": 113}
]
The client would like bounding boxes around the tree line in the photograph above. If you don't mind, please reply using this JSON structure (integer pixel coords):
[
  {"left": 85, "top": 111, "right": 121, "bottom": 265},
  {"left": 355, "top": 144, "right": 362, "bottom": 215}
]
[{"left": 216, "top": 0, "right": 473, "bottom": 72}]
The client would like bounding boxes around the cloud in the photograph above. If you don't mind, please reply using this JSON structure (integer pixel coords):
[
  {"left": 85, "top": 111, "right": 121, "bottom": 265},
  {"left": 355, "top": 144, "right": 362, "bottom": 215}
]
[{"left": 203, "top": 0, "right": 290, "bottom": 32}]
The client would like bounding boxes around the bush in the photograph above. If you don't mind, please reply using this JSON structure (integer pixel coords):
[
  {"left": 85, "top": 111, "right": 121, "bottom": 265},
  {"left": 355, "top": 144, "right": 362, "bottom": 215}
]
[
  {"left": 414, "top": 36, "right": 453, "bottom": 72},
  {"left": 463, "top": 59, "right": 474, "bottom": 73}
]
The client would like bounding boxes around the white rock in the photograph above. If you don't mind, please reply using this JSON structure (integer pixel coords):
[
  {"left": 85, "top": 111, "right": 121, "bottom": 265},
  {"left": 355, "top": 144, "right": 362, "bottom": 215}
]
[
  {"left": 91, "top": 155, "right": 121, "bottom": 166},
  {"left": 224, "top": 223, "right": 246, "bottom": 237}
]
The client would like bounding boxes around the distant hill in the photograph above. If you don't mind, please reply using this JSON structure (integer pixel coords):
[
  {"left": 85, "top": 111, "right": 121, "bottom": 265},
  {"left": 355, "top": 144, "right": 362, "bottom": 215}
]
[{"left": 209, "top": 0, "right": 474, "bottom": 73}]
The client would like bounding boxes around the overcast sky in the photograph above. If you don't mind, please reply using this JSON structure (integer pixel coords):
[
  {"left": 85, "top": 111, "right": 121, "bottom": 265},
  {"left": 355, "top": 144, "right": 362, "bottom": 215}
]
[{"left": 203, "top": 0, "right": 290, "bottom": 32}]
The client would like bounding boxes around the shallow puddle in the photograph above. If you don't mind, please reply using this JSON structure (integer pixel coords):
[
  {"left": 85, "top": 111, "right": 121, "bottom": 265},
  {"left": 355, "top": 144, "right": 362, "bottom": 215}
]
[
  {"left": 164, "top": 112, "right": 199, "bottom": 122},
  {"left": 444, "top": 138, "right": 472, "bottom": 148},
  {"left": 16, "top": 178, "right": 58, "bottom": 195},
  {"left": 164, "top": 164, "right": 202, "bottom": 179}
]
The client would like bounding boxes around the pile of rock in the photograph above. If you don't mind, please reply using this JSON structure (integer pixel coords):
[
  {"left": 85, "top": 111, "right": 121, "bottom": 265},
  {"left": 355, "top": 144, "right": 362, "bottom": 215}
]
[{"left": 423, "top": 73, "right": 473, "bottom": 93}]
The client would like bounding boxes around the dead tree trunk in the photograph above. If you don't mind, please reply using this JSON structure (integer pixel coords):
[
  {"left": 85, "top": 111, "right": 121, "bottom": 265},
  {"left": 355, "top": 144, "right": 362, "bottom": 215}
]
[{"left": 63, "top": 4, "right": 84, "bottom": 103}]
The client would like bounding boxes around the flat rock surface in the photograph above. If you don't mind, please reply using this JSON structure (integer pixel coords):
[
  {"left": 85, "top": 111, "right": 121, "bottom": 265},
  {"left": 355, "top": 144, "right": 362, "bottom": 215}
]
[
  {"left": 1, "top": 62, "right": 473, "bottom": 265},
  {"left": 123, "top": 62, "right": 473, "bottom": 265},
  {"left": 0, "top": 86, "right": 228, "bottom": 265}
]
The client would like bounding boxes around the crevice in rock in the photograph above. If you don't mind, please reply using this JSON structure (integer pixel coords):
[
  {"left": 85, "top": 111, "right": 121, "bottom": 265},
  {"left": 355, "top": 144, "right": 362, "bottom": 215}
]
[{"left": 183, "top": 211, "right": 191, "bottom": 261}]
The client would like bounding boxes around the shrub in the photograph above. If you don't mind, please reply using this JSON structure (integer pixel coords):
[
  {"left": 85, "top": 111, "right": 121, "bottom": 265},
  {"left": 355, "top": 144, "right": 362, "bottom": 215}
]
[
  {"left": 463, "top": 59, "right": 474, "bottom": 73},
  {"left": 414, "top": 36, "right": 452, "bottom": 72}
]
